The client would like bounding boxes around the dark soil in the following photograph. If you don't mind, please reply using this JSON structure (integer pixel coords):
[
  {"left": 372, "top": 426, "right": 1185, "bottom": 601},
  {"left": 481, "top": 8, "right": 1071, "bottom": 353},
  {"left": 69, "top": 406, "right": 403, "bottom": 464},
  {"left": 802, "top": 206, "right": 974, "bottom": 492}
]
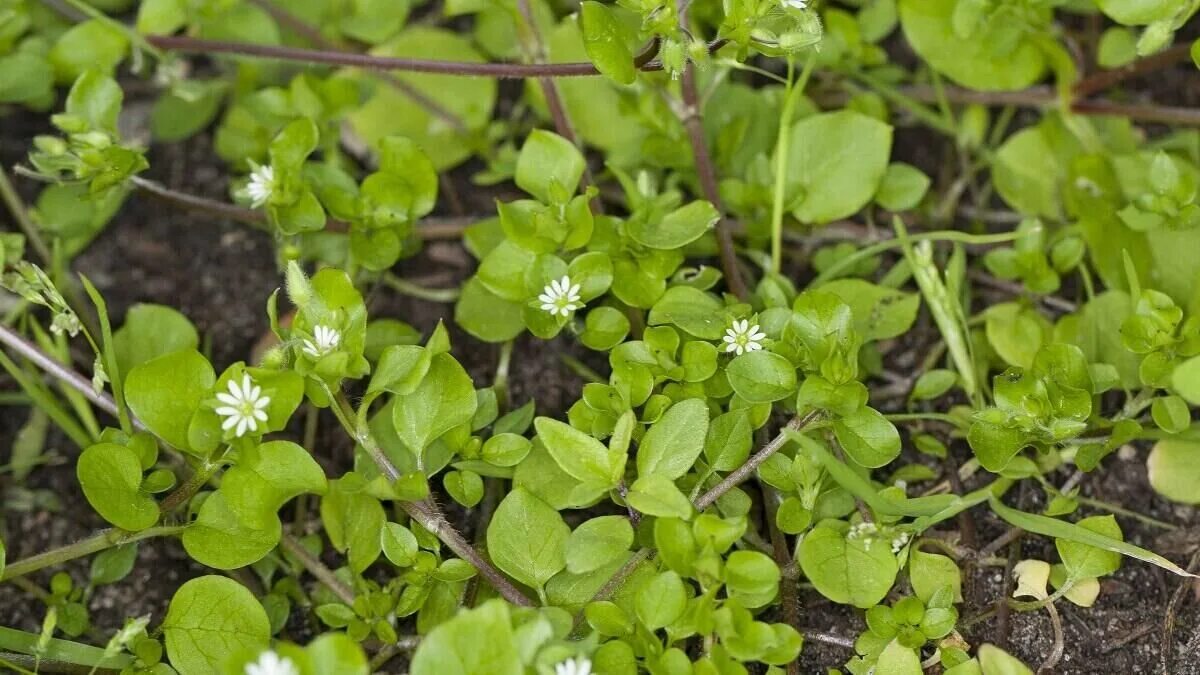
[{"left": 2, "top": 38, "right": 1199, "bottom": 675}]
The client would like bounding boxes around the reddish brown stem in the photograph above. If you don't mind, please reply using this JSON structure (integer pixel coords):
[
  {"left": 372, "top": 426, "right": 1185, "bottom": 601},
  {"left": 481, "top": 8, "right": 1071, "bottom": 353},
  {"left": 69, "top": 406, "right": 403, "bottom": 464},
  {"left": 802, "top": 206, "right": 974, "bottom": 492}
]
[
  {"left": 1073, "top": 42, "right": 1193, "bottom": 99},
  {"left": 245, "top": 0, "right": 468, "bottom": 132},
  {"left": 679, "top": 62, "right": 749, "bottom": 300},
  {"left": 146, "top": 34, "right": 710, "bottom": 79}
]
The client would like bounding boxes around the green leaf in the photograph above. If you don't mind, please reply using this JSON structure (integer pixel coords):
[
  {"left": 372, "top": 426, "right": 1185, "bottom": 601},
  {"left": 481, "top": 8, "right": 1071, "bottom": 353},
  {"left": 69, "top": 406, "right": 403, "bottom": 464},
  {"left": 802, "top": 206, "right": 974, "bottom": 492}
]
[
  {"left": 581, "top": 306, "right": 631, "bottom": 350},
  {"left": 985, "top": 303, "right": 1048, "bottom": 368},
  {"left": 724, "top": 550, "right": 781, "bottom": 608},
  {"left": 626, "top": 474, "right": 693, "bottom": 519},
  {"left": 163, "top": 576, "right": 269, "bottom": 675},
  {"left": 410, "top": 600, "right": 522, "bottom": 675},
  {"left": 628, "top": 200, "right": 718, "bottom": 250},
  {"left": 988, "top": 498, "right": 1196, "bottom": 577},
  {"left": 1056, "top": 515, "right": 1122, "bottom": 580},
  {"left": 819, "top": 278, "right": 920, "bottom": 341},
  {"left": 977, "top": 644, "right": 1033, "bottom": 675},
  {"left": 635, "top": 570, "right": 687, "bottom": 629},
  {"left": 566, "top": 516, "right": 634, "bottom": 574},
  {"left": 220, "top": 441, "right": 326, "bottom": 529},
  {"left": 113, "top": 304, "right": 199, "bottom": 375},
  {"left": 833, "top": 407, "right": 901, "bottom": 468},
  {"left": 90, "top": 543, "right": 138, "bottom": 586},
  {"left": 392, "top": 353, "right": 477, "bottom": 455},
  {"left": 875, "top": 162, "right": 930, "bottom": 211},
  {"left": 876, "top": 638, "right": 923, "bottom": 675},
  {"left": 515, "top": 130, "right": 585, "bottom": 203},
  {"left": 704, "top": 410, "right": 753, "bottom": 471},
  {"left": 182, "top": 491, "right": 280, "bottom": 569},
  {"left": 49, "top": 21, "right": 129, "bottom": 84},
  {"left": 77, "top": 443, "right": 158, "bottom": 532},
  {"left": 125, "top": 350, "right": 214, "bottom": 453},
  {"left": 347, "top": 27, "right": 497, "bottom": 171},
  {"left": 898, "top": 0, "right": 1047, "bottom": 91},
  {"left": 456, "top": 278, "right": 526, "bottom": 343},
  {"left": 798, "top": 522, "right": 897, "bottom": 608},
  {"left": 487, "top": 488, "right": 569, "bottom": 591},
  {"left": 647, "top": 286, "right": 726, "bottom": 340},
  {"left": 787, "top": 110, "right": 893, "bottom": 224},
  {"left": 908, "top": 548, "right": 963, "bottom": 604},
  {"left": 726, "top": 351, "right": 797, "bottom": 403},
  {"left": 136, "top": 0, "right": 188, "bottom": 34},
  {"left": 1096, "top": 0, "right": 1179, "bottom": 25},
  {"left": 1172, "top": 355, "right": 1200, "bottom": 405},
  {"left": 321, "top": 475, "right": 387, "bottom": 574},
  {"left": 1147, "top": 439, "right": 1200, "bottom": 504},
  {"left": 381, "top": 522, "right": 420, "bottom": 567},
  {"left": 369, "top": 345, "right": 431, "bottom": 396},
  {"left": 579, "top": 1, "right": 636, "bottom": 85},
  {"left": 1151, "top": 395, "right": 1190, "bottom": 434},
  {"left": 636, "top": 399, "right": 709, "bottom": 480},
  {"left": 910, "top": 369, "right": 957, "bottom": 401},
  {"left": 534, "top": 417, "right": 624, "bottom": 490}
]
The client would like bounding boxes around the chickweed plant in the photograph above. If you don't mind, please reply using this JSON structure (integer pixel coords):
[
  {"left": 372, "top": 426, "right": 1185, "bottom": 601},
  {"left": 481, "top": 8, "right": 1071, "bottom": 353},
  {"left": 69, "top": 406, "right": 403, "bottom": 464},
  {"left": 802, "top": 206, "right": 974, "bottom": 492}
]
[{"left": 0, "top": 0, "right": 1199, "bottom": 674}]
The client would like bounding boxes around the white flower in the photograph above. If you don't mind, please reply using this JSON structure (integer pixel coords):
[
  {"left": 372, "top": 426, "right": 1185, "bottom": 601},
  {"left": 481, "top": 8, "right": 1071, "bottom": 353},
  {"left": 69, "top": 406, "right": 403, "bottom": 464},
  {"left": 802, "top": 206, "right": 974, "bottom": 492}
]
[
  {"left": 891, "top": 532, "right": 911, "bottom": 554},
  {"left": 245, "top": 650, "right": 298, "bottom": 675},
  {"left": 782, "top": 0, "right": 808, "bottom": 9},
  {"left": 722, "top": 319, "right": 766, "bottom": 355},
  {"left": 246, "top": 163, "right": 275, "bottom": 208},
  {"left": 555, "top": 657, "right": 592, "bottom": 675},
  {"left": 215, "top": 373, "right": 271, "bottom": 438},
  {"left": 538, "top": 275, "right": 583, "bottom": 317},
  {"left": 302, "top": 324, "right": 341, "bottom": 358}
]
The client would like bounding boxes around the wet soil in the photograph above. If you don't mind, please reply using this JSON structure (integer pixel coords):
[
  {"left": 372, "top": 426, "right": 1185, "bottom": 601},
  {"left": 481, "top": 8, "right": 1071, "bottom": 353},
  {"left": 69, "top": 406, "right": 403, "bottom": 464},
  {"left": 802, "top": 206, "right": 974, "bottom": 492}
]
[{"left": 2, "top": 33, "right": 1199, "bottom": 675}]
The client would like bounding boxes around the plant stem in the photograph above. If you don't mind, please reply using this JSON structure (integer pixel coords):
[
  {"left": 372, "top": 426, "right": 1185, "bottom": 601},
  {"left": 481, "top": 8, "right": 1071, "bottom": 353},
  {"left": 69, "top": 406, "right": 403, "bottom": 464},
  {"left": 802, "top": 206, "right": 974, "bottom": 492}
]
[
  {"left": 810, "top": 227, "right": 1025, "bottom": 286},
  {"left": 145, "top": 34, "right": 711, "bottom": 79},
  {"left": 575, "top": 410, "right": 823, "bottom": 631},
  {"left": 513, "top": 0, "right": 598, "bottom": 208},
  {"left": 381, "top": 274, "right": 460, "bottom": 303},
  {"left": 0, "top": 526, "right": 185, "bottom": 583},
  {"left": 328, "top": 389, "right": 534, "bottom": 607},
  {"left": 761, "top": 484, "right": 800, "bottom": 675},
  {"left": 245, "top": 0, "right": 468, "bottom": 133},
  {"left": 693, "top": 411, "right": 821, "bottom": 511},
  {"left": 1073, "top": 42, "right": 1194, "bottom": 99},
  {"left": 128, "top": 176, "right": 269, "bottom": 230},
  {"left": 0, "top": 324, "right": 122, "bottom": 423},
  {"left": 279, "top": 533, "right": 356, "bottom": 606},
  {"left": 769, "top": 53, "right": 817, "bottom": 274},
  {"left": 676, "top": 55, "right": 747, "bottom": 299},
  {"left": 0, "top": 167, "right": 53, "bottom": 264}
]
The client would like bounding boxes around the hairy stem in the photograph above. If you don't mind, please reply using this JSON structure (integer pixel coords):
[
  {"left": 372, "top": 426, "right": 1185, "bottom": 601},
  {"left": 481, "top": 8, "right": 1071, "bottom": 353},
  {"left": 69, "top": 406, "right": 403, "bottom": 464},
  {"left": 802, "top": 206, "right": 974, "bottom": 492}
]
[
  {"left": 693, "top": 411, "right": 821, "bottom": 511},
  {"left": 0, "top": 526, "right": 185, "bottom": 583},
  {"left": 0, "top": 324, "right": 121, "bottom": 422},
  {"left": 280, "top": 533, "right": 356, "bottom": 606},
  {"left": 328, "top": 390, "right": 535, "bottom": 607},
  {"left": 574, "top": 411, "right": 823, "bottom": 629}
]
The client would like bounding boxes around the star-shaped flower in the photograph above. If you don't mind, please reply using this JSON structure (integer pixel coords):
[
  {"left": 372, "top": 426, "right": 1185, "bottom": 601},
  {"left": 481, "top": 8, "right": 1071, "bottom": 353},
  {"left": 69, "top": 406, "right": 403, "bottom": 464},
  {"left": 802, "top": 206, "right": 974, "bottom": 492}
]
[
  {"left": 554, "top": 657, "right": 592, "bottom": 675},
  {"left": 246, "top": 163, "right": 275, "bottom": 209},
  {"left": 302, "top": 324, "right": 341, "bottom": 358},
  {"left": 215, "top": 373, "right": 271, "bottom": 437},
  {"left": 723, "top": 319, "right": 767, "bottom": 355},
  {"left": 244, "top": 650, "right": 298, "bottom": 675},
  {"left": 538, "top": 275, "right": 583, "bottom": 318}
]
